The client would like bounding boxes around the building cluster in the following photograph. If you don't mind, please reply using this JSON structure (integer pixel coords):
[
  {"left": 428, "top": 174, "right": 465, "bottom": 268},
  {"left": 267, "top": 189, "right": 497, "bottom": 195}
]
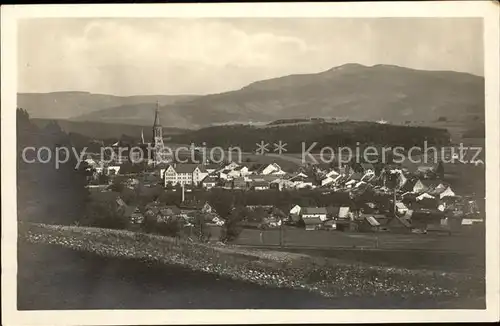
[
  {"left": 88, "top": 187, "right": 226, "bottom": 230},
  {"left": 85, "top": 153, "right": 483, "bottom": 235},
  {"left": 81, "top": 104, "right": 483, "bottom": 235}
]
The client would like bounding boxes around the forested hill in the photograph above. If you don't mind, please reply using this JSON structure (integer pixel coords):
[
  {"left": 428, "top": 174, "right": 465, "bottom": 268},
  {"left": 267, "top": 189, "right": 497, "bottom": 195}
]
[
  {"left": 171, "top": 121, "right": 451, "bottom": 153},
  {"left": 27, "top": 64, "right": 484, "bottom": 128},
  {"left": 17, "top": 109, "right": 88, "bottom": 225}
]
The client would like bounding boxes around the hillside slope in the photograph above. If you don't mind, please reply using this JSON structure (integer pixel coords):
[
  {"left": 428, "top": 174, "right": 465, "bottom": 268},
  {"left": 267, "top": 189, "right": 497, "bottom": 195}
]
[
  {"left": 72, "top": 64, "right": 484, "bottom": 128},
  {"left": 17, "top": 91, "right": 198, "bottom": 120}
]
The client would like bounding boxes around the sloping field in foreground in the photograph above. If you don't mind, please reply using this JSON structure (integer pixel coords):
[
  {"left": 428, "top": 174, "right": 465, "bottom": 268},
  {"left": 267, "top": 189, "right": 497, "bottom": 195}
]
[{"left": 19, "top": 223, "right": 484, "bottom": 302}]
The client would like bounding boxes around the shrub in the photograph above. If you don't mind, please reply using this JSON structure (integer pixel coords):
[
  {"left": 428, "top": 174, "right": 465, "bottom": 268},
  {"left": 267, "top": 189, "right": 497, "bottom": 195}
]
[
  {"left": 220, "top": 211, "right": 243, "bottom": 243},
  {"left": 141, "top": 214, "right": 182, "bottom": 238},
  {"left": 84, "top": 201, "right": 128, "bottom": 230},
  {"left": 157, "top": 219, "right": 182, "bottom": 237}
]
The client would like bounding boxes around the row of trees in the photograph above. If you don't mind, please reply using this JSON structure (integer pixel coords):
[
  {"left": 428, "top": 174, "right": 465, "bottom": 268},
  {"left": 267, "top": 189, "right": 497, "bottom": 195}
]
[
  {"left": 17, "top": 109, "right": 89, "bottom": 225},
  {"left": 172, "top": 121, "right": 452, "bottom": 152}
]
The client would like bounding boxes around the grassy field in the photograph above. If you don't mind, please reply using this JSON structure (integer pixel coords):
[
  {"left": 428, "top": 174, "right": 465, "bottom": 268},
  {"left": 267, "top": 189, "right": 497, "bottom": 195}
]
[
  {"left": 233, "top": 226, "right": 485, "bottom": 253},
  {"left": 19, "top": 222, "right": 485, "bottom": 305}
]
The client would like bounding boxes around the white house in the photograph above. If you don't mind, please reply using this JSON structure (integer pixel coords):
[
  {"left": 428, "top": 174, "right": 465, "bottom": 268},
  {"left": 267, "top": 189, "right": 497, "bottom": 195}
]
[
  {"left": 223, "top": 162, "right": 240, "bottom": 171},
  {"left": 270, "top": 178, "right": 294, "bottom": 191},
  {"left": 439, "top": 186, "right": 456, "bottom": 199},
  {"left": 412, "top": 180, "right": 430, "bottom": 193},
  {"left": 201, "top": 175, "right": 218, "bottom": 189},
  {"left": 321, "top": 176, "right": 336, "bottom": 186},
  {"left": 212, "top": 216, "right": 225, "bottom": 226},
  {"left": 84, "top": 158, "right": 98, "bottom": 168},
  {"left": 325, "top": 169, "right": 340, "bottom": 178},
  {"left": 416, "top": 192, "right": 435, "bottom": 201},
  {"left": 227, "top": 165, "right": 249, "bottom": 178},
  {"left": 362, "top": 173, "right": 376, "bottom": 183},
  {"left": 260, "top": 163, "right": 284, "bottom": 175},
  {"left": 301, "top": 207, "right": 328, "bottom": 222},
  {"left": 235, "top": 165, "right": 250, "bottom": 176},
  {"left": 204, "top": 164, "right": 220, "bottom": 174},
  {"left": 338, "top": 207, "right": 351, "bottom": 220},
  {"left": 218, "top": 169, "right": 231, "bottom": 180},
  {"left": 290, "top": 205, "right": 301, "bottom": 215},
  {"left": 345, "top": 179, "right": 357, "bottom": 188},
  {"left": 288, "top": 174, "right": 314, "bottom": 189},
  {"left": 395, "top": 202, "right": 409, "bottom": 215},
  {"left": 227, "top": 169, "right": 240, "bottom": 178},
  {"left": 294, "top": 172, "right": 309, "bottom": 179},
  {"left": 107, "top": 165, "right": 121, "bottom": 175},
  {"left": 321, "top": 170, "right": 342, "bottom": 186},
  {"left": 355, "top": 180, "right": 367, "bottom": 188},
  {"left": 294, "top": 180, "right": 315, "bottom": 189},
  {"left": 253, "top": 181, "right": 270, "bottom": 191},
  {"left": 163, "top": 164, "right": 208, "bottom": 187},
  {"left": 271, "top": 169, "right": 287, "bottom": 176}
]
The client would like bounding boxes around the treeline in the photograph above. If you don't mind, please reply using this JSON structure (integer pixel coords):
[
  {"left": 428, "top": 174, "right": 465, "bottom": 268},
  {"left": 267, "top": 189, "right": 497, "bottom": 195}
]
[
  {"left": 17, "top": 109, "right": 88, "bottom": 225},
  {"left": 172, "top": 121, "right": 451, "bottom": 152},
  {"left": 267, "top": 117, "right": 326, "bottom": 125},
  {"left": 31, "top": 118, "right": 189, "bottom": 140},
  {"left": 462, "top": 124, "right": 485, "bottom": 138},
  {"left": 116, "top": 187, "right": 393, "bottom": 217}
]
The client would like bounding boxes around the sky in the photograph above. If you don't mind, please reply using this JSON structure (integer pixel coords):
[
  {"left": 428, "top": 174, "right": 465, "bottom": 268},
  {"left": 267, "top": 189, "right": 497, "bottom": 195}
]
[{"left": 18, "top": 18, "right": 483, "bottom": 96}]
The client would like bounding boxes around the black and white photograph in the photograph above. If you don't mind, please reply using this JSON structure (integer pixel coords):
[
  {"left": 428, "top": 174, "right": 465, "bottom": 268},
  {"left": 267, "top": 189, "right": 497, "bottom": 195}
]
[{"left": 2, "top": 2, "right": 499, "bottom": 325}]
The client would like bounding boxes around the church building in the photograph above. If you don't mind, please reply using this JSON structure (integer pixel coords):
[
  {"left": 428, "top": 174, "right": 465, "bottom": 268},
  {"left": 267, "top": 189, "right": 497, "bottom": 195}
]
[
  {"left": 150, "top": 102, "right": 173, "bottom": 165},
  {"left": 128, "top": 102, "right": 173, "bottom": 165}
]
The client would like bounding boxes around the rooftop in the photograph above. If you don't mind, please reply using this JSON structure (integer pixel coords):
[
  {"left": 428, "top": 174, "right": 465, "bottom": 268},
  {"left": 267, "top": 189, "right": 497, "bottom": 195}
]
[
  {"left": 168, "top": 164, "right": 206, "bottom": 173},
  {"left": 302, "top": 207, "right": 327, "bottom": 215}
]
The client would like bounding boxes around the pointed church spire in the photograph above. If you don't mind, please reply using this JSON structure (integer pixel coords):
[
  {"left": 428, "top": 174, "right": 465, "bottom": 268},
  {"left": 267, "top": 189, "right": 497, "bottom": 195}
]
[{"left": 153, "top": 100, "right": 160, "bottom": 126}]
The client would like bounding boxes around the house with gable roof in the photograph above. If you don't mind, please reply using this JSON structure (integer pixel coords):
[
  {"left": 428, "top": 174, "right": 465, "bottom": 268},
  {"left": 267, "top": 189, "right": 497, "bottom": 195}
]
[
  {"left": 302, "top": 207, "right": 328, "bottom": 222},
  {"left": 163, "top": 164, "right": 208, "bottom": 187},
  {"left": 254, "top": 163, "right": 286, "bottom": 176}
]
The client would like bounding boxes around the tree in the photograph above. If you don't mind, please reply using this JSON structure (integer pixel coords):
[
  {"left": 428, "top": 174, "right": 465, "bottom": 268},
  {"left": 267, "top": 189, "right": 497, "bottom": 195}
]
[
  {"left": 158, "top": 218, "right": 182, "bottom": 238},
  {"left": 109, "top": 179, "right": 125, "bottom": 193},
  {"left": 191, "top": 211, "right": 211, "bottom": 242},
  {"left": 220, "top": 209, "right": 243, "bottom": 243},
  {"left": 97, "top": 173, "right": 110, "bottom": 185},
  {"left": 436, "top": 160, "right": 445, "bottom": 179},
  {"left": 121, "top": 187, "right": 138, "bottom": 205},
  {"left": 208, "top": 189, "right": 234, "bottom": 219},
  {"left": 158, "top": 190, "right": 182, "bottom": 206},
  {"left": 17, "top": 108, "right": 88, "bottom": 225},
  {"left": 84, "top": 201, "right": 128, "bottom": 229}
]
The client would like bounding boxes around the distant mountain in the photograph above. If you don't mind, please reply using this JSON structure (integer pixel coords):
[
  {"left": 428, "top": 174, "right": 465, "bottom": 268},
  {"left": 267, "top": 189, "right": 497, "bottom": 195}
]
[
  {"left": 22, "top": 64, "right": 485, "bottom": 128},
  {"left": 73, "top": 102, "right": 193, "bottom": 127},
  {"left": 17, "top": 91, "right": 199, "bottom": 120},
  {"left": 164, "top": 63, "right": 483, "bottom": 128}
]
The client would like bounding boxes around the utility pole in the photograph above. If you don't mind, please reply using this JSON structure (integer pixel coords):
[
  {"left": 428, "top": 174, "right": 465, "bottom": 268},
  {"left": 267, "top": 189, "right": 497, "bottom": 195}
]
[{"left": 279, "top": 217, "right": 283, "bottom": 248}]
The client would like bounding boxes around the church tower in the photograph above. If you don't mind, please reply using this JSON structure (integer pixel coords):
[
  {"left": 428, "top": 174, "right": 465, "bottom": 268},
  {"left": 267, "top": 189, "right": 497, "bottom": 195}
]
[
  {"left": 152, "top": 101, "right": 165, "bottom": 165},
  {"left": 153, "top": 101, "right": 163, "bottom": 146}
]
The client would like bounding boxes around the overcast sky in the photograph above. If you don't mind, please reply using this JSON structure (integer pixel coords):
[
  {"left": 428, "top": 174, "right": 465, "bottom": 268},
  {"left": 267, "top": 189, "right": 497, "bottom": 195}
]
[{"left": 18, "top": 18, "right": 483, "bottom": 96}]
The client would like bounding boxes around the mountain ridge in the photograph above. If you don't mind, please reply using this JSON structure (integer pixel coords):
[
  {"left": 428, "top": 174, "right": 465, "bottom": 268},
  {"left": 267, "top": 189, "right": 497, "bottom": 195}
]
[
  {"left": 18, "top": 63, "right": 484, "bottom": 128},
  {"left": 17, "top": 92, "right": 200, "bottom": 120}
]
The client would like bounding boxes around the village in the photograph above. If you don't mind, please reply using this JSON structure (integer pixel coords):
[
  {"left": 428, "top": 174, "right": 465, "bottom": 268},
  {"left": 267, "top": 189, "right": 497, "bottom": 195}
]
[
  {"left": 71, "top": 103, "right": 484, "bottom": 247},
  {"left": 81, "top": 143, "right": 484, "bottom": 245}
]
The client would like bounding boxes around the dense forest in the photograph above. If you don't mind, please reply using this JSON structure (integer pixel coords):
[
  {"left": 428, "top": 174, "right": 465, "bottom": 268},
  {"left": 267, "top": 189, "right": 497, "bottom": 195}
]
[
  {"left": 171, "top": 121, "right": 451, "bottom": 153},
  {"left": 17, "top": 109, "right": 88, "bottom": 225}
]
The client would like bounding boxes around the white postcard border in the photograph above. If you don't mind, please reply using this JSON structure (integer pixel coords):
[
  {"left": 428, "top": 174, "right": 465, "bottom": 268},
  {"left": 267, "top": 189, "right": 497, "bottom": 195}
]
[{"left": 2, "top": 1, "right": 499, "bottom": 325}]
